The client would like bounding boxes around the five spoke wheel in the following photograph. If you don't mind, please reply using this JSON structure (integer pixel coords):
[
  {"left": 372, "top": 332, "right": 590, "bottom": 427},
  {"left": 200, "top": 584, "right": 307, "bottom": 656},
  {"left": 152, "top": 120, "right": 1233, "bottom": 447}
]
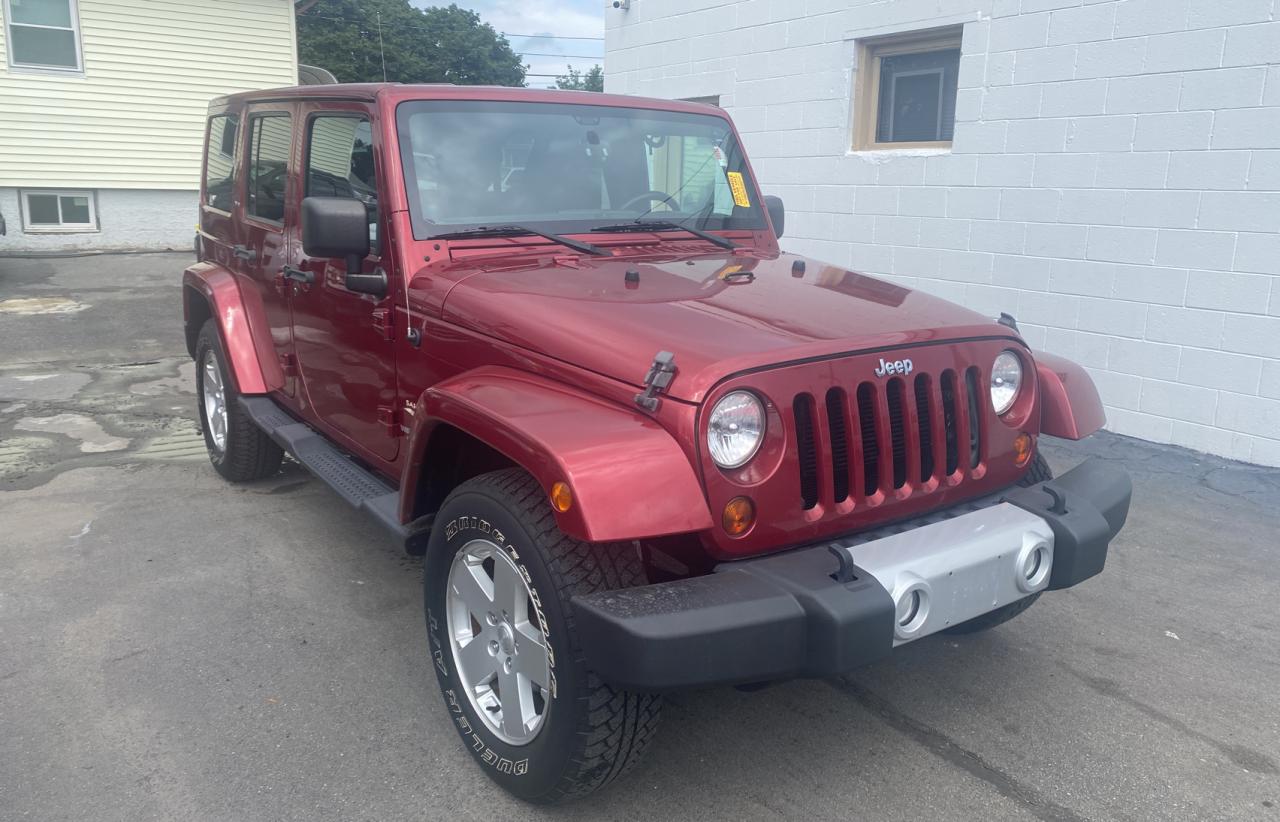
[
  {"left": 446, "top": 539, "right": 552, "bottom": 745},
  {"left": 201, "top": 348, "right": 228, "bottom": 452}
]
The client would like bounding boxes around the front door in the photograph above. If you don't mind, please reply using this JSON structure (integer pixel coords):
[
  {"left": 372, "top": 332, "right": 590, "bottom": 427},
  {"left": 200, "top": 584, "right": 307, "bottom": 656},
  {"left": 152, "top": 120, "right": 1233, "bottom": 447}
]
[
  {"left": 289, "top": 110, "right": 399, "bottom": 462},
  {"left": 239, "top": 105, "right": 297, "bottom": 396}
]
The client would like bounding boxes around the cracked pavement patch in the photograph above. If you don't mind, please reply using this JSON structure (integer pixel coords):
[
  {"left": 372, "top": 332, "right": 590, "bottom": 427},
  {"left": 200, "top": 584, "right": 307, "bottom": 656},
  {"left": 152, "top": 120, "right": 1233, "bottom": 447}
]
[
  {"left": 0, "top": 296, "right": 89, "bottom": 315},
  {"left": 15, "top": 412, "right": 132, "bottom": 453}
]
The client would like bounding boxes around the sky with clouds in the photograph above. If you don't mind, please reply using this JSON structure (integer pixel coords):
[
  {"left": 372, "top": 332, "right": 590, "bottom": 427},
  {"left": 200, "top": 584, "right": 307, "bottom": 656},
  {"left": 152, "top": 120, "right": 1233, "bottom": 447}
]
[{"left": 415, "top": 1, "right": 605, "bottom": 87}]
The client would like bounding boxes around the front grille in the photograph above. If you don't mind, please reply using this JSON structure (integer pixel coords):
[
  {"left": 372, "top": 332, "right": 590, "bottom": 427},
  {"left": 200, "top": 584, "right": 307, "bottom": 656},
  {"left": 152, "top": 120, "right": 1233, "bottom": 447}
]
[{"left": 795, "top": 366, "right": 984, "bottom": 509}]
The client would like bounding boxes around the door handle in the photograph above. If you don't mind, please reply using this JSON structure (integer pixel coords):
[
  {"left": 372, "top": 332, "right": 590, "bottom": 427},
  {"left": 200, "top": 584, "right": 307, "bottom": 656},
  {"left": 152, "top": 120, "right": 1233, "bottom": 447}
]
[
  {"left": 232, "top": 244, "right": 257, "bottom": 263},
  {"left": 282, "top": 265, "right": 315, "bottom": 285}
]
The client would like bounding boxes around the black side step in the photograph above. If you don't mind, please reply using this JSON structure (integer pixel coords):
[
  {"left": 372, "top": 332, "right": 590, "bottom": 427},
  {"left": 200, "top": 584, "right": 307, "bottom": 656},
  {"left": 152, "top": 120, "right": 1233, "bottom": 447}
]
[{"left": 239, "top": 396, "right": 431, "bottom": 551}]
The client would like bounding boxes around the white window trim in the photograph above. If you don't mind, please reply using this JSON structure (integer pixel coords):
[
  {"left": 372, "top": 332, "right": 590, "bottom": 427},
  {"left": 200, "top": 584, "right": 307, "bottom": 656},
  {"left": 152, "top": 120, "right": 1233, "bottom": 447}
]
[
  {"left": 3, "top": 0, "right": 86, "bottom": 76},
  {"left": 20, "top": 189, "right": 99, "bottom": 233}
]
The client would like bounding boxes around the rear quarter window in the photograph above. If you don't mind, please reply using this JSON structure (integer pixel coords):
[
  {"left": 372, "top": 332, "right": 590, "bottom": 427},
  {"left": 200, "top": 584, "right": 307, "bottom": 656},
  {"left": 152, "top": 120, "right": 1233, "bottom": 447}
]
[{"left": 204, "top": 115, "right": 239, "bottom": 211}]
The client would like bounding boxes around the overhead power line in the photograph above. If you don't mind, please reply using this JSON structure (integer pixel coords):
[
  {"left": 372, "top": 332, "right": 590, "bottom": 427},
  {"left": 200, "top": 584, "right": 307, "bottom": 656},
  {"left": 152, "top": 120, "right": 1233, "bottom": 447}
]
[
  {"left": 297, "top": 11, "right": 603, "bottom": 40},
  {"left": 517, "top": 52, "right": 602, "bottom": 59},
  {"left": 501, "top": 33, "right": 604, "bottom": 41}
]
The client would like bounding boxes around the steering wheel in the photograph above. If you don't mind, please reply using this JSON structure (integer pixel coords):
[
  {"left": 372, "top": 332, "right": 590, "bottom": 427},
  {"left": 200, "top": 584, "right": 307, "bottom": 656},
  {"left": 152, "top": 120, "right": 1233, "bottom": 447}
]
[{"left": 620, "top": 190, "right": 678, "bottom": 212}]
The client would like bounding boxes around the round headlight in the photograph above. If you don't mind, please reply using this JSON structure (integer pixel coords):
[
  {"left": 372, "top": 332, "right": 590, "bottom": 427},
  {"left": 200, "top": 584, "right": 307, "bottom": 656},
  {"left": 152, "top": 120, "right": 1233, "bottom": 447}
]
[
  {"left": 708, "top": 391, "right": 765, "bottom": 469},
  {"left": 991, "top": 350, "right": 1023, "bottom": 415}
]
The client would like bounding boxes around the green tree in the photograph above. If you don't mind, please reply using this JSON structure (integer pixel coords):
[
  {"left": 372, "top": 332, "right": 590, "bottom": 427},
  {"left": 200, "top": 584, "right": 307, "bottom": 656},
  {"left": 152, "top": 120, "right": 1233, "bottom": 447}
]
[
  {"left": 554, "top": 64, "right": 604, "bottom": 92},
  {"left": 297, "top": 1, "right": 526, "bottom": 86}
]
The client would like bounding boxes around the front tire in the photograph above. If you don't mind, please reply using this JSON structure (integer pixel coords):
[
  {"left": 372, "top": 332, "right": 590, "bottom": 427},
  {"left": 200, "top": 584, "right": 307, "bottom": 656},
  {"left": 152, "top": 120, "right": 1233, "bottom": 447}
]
[
  {"left": 942, "top": 451, "right": 1052, "bottom": 635},
  {"left": 424, "top": 469, "right": 661, "bottom": 803},
  {"left": 194, "top": 319, "right": 283, "bottom": 482}
]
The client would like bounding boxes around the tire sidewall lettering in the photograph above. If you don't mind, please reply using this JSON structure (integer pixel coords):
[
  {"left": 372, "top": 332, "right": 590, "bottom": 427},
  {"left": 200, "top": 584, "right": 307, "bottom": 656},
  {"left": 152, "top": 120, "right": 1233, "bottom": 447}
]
[{"left": 426, "top": 509, "right": 563, "bottom": 782}]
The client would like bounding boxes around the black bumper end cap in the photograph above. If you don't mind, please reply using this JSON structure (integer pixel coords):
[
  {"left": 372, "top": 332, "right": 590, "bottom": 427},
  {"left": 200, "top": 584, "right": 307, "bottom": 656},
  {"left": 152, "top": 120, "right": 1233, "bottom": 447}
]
[
  {"left": 1004, "top": 457, "right": 1132, "bottom": 590},
  {"left": 573, "top": 548, "right": 895, "bottom": 692}
]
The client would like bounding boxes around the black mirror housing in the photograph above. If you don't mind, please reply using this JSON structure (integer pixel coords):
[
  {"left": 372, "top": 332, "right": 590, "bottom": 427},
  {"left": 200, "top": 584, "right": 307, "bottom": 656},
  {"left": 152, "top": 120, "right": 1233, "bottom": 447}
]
[
  {"left": 345, "top": 270, "right": 388, "bottom": 297},
  {"left": 301, "top": 196, "right": 369, "bottom": 265},
  {"left": 764, "top": 194, "right": 785, "bottom": 240}
]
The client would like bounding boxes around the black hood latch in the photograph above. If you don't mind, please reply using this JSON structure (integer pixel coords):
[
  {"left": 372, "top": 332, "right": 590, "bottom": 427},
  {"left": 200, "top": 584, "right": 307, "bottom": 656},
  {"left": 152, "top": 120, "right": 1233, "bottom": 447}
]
[{"left": 635, "top": 351, "right": 677, "bottom": 412}]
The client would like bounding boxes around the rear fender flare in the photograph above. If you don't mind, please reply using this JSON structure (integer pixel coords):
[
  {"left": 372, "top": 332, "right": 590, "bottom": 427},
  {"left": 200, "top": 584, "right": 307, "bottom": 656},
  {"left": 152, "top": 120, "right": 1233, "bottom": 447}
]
[
  {"left": 1035, "top": 352, "right": 1105, "bottom": 440},
  {"left": 182, "top": 263, "right": 283, "bottom": 394},
  {"left": 401, "top": 366, "right": 713, "bottom": 543}
]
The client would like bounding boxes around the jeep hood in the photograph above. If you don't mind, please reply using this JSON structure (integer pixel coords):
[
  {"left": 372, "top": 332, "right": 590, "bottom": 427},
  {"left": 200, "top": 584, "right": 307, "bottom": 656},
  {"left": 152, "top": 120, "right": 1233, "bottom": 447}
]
[{"left": 440, "top": 252, "right": 1013, "bottom": 403}]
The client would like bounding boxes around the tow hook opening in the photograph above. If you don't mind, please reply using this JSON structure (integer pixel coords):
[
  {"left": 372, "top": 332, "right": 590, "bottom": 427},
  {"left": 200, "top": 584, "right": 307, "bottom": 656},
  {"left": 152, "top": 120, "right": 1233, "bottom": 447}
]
[
  {"left": 892, "top": 578, "right": 930, "bottom": 640},
  {"left": 1015, "top": 535, "right": 1053, "bottom": 593}
]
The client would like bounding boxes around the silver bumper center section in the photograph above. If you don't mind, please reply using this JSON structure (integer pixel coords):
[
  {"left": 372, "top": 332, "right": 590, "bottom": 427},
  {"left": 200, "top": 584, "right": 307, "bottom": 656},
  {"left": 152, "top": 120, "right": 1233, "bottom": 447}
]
[{"left": 830, "top": 503, "right": 1055, "bottom": 645}]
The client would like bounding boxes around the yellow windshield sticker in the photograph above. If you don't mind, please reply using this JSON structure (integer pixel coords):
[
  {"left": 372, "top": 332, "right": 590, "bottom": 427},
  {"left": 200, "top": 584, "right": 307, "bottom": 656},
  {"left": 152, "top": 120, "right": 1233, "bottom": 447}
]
[{"left": 726, "top": 172, "right": 751, "bottom": 208}]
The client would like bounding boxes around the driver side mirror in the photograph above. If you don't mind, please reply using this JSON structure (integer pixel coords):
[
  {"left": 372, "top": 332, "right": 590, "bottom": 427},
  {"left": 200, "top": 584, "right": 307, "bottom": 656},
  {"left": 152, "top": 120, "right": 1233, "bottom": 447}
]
[
  {"left": 301, "top": 196, "right": 385, "bottom": 298},
  {"left": 302, "top": 196, "right": 370, "bottom": 274},
  {"left": 764, "top": 195, "right": 785, "bottom": 239}
]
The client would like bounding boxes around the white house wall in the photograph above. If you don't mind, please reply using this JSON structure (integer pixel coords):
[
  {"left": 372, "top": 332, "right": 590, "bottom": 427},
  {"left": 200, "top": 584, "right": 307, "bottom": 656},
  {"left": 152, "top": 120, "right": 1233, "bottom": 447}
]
[
  {"left": 0, "top": 0, "right": 299, "bottom": 190},
  {"left": 605, "top": 0, "right": 1280, "bottom": 466}
]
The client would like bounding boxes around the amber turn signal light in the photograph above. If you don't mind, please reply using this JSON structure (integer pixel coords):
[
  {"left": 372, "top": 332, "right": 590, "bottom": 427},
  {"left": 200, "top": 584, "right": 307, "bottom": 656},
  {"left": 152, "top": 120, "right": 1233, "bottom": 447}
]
[
  {"left": 722, "top": 496, "right": 755, "bottom": 536},
  {"left": 550, "top": 482, "right": 574, "bottom": 513},
  {"left": 1013, "top": 433, "right": 1034, "bottom": 468}
]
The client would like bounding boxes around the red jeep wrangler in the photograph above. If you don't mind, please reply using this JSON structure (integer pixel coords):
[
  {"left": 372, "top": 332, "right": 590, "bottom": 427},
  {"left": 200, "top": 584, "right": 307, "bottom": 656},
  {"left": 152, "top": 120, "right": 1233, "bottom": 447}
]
[{"left": 184, "top": 84, "right": 1130, "bottom": 803}]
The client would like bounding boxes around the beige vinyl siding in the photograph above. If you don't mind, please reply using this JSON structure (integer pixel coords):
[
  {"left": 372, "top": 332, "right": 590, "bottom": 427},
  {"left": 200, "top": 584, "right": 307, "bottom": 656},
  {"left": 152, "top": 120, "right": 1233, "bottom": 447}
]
[{"left": 0, "top": 0, "right": 297, "bottom": 189}]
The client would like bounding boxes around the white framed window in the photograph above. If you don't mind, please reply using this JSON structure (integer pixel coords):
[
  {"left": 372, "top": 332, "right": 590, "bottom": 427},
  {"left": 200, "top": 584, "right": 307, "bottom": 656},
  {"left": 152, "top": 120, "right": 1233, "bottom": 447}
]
[
  {"left": 20, "top": 190, "right": 98, "bottom": 232},
  {"left": 853, "top": 27, "right": 962, "bottom": 151},
  {"left": 4, "top": 0, "right": 84, "bottom": 74}
]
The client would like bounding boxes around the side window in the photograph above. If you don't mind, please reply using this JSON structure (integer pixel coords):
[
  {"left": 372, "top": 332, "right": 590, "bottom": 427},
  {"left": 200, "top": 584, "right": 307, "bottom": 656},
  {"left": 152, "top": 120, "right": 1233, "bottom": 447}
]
[
  {"left": 853, "top": 27, "right": 963, "bottom": 151},
  {"left": 646, "top": 135, "right": 735, "bottom": 216},
  {"left": 204, "top": 115, "right": 239, "bottom": 211},
  {"left": 307, "top": 116, "right": 379, "bottom": 254},
  {"left": 246, "top": 115, "right": 292, "bottom": 223},
  {"left": 4, "top": 0, "right": 83, "bottom": 72}
]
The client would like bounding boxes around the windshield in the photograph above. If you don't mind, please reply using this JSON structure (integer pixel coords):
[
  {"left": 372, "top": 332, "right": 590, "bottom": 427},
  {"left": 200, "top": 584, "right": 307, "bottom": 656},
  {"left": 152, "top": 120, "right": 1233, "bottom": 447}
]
[{"left": 395, "top": 99, "right": 766, "bottom": 238}]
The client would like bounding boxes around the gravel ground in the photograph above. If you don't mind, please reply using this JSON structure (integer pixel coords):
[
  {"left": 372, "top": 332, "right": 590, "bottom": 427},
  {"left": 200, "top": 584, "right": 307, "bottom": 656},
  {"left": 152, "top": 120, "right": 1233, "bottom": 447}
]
[{"left": 2, "top": 253, "right": 1277, "bottom": 821}]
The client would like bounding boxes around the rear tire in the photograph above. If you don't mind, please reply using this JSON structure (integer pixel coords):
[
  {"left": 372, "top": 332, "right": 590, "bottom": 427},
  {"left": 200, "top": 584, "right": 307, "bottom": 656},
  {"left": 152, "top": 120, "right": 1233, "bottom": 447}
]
[
  {"left": 194, "top": 319, "right": 283, "bottom": 482},
  {"left": 424, "top": 468, "right": 661, "bottom": 803},
  {"left": 942, "top": 451, "right": 1052, "bottom": 635}
]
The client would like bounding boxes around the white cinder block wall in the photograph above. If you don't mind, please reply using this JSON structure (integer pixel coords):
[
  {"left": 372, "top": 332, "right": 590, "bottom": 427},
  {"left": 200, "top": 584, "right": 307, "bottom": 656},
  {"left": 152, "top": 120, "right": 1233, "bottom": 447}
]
[{"left": 605, "top": 0, "right": 1280, "bottom": 466}]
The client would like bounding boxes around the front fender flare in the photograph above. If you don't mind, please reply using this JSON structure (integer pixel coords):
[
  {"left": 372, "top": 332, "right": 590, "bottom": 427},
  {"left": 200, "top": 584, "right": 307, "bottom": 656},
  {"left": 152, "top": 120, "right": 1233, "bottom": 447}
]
[
  {"left": 401, "top": 367, "right": 713, "bottom": 543},
  {"left": 1035, "top": 352, "right": 1105, "bottom": 440},
  {"left": 182, "top": 263, "right": 283, "bottom": 394}
]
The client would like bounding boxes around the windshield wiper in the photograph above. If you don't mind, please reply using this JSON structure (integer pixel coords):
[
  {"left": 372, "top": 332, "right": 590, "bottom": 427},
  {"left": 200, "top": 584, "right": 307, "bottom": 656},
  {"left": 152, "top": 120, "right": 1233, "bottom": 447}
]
[
  {"left": 589, "top": 219, "right": 737, "bottom": 251},
  {"left": 425, "top": 224, "right": 610, "bottom": 257}
]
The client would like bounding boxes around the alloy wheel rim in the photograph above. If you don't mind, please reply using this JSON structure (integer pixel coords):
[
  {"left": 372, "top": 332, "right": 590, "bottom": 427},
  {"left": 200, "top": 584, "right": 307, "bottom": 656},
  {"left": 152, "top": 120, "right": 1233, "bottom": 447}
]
[
  {"left": 446, "top": 538, "right": 552, "bottom": 746},
  {"left": 201, "top": 350, "right": 227, "bottom": 452}
]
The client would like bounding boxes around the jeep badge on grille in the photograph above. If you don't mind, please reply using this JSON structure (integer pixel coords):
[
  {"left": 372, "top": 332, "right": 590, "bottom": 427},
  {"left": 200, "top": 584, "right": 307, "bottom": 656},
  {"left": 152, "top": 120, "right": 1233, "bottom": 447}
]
[{"left": 874, "top": 357, "right": 913, "bottom": 377}]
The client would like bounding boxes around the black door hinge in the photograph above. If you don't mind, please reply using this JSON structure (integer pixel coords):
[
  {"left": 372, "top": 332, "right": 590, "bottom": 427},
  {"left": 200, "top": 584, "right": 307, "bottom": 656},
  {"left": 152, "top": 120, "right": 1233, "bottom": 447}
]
[
  {"left": 372, "top": 307, "right": 394, "bottom": 341},
  {"left": 634, "top": 351, "right": 677, "bottom": 412}
]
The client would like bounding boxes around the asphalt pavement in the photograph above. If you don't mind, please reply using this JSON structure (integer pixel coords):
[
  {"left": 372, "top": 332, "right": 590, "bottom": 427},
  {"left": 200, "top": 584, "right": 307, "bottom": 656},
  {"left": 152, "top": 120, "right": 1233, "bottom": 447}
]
[{"left": 2, "top": 253, "right": 1278, "bottom": 821}]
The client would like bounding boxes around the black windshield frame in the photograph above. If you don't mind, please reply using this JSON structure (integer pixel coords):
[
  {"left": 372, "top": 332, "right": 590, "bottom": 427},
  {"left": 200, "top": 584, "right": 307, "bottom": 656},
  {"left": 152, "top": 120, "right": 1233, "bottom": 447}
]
[{"left": 394, "top": 99, "right": 767, "bottom": 241}]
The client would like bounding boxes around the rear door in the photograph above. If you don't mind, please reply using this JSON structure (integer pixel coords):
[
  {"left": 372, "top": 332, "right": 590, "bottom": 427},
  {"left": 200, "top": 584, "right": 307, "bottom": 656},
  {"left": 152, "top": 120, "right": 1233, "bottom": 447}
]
[
  {"left": 237, "top": 104, "right": 298, "bottom": 397},
  {"left": 289, "top": 106, "right": 399, "bottom": 461}
]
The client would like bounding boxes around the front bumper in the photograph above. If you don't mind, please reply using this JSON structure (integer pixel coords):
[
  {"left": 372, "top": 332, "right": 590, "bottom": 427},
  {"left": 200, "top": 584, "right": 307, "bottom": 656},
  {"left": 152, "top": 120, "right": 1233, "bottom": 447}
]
[{"left": 574, "top": 458, "right": 1131, "bottom": 691}]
